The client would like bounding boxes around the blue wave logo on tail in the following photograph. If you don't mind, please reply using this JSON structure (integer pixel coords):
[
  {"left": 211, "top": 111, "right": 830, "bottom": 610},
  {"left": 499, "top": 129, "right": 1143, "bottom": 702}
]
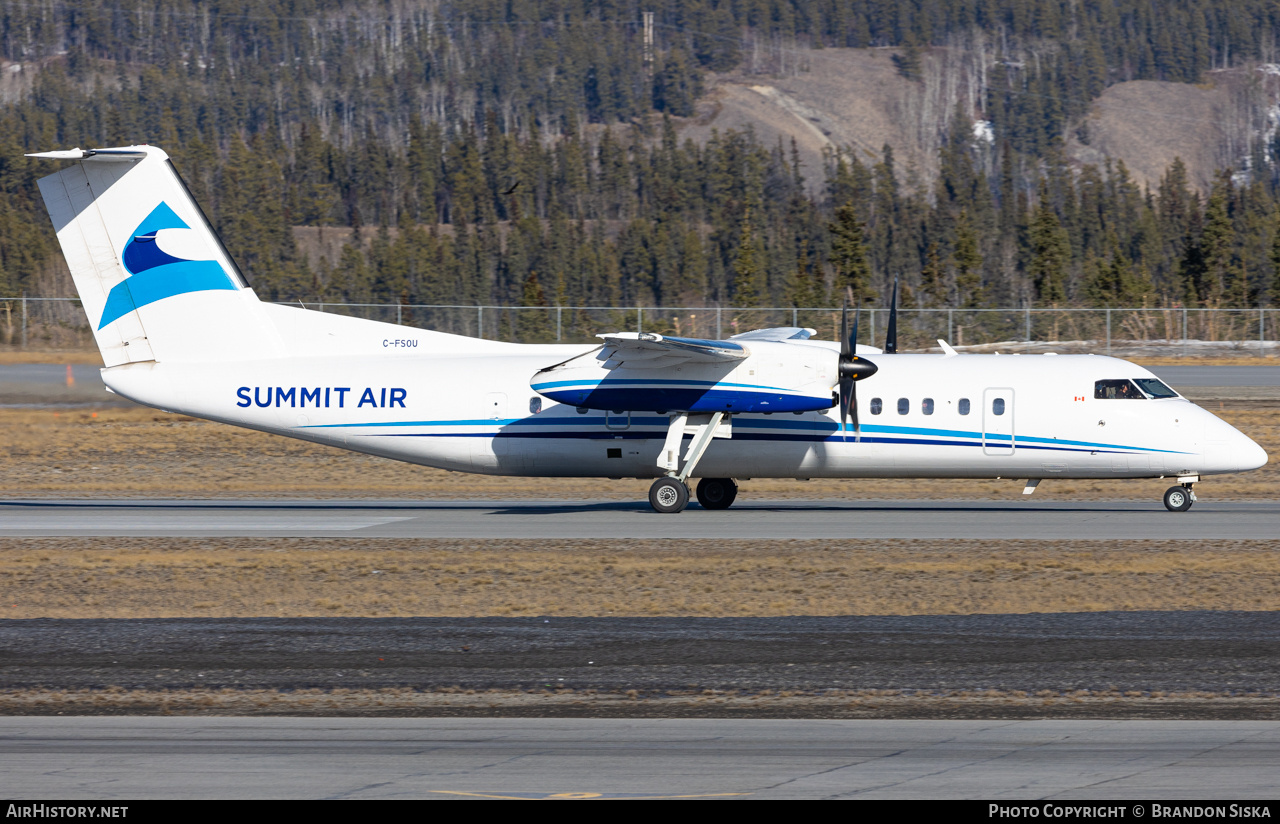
[{"left": 99, "top": 202, "right": 236, "bottom": 329}]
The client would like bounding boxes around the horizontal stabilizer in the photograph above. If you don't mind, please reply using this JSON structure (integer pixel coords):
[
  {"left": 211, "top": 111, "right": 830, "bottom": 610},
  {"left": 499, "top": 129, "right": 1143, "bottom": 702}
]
[{"left": 27, "top": 148, "right": 150, "bottom": 161}]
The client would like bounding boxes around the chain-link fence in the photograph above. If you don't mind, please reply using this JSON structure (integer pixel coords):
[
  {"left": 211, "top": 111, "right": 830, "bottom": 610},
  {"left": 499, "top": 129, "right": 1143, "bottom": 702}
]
[{"left": 3, "top": 297, "right": 1278, "bottom": 356}]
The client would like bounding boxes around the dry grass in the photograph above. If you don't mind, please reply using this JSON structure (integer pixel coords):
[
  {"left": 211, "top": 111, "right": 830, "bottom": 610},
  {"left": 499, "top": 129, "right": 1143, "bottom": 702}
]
[
  {"left": 0, "top": 404, "right": 1275, "bottom": 500},
  {"left": 2, "top": 537, "right": 1278, "bottom": 618},
  {"left": 3, "top": 686, "right": 1277, "bottom": 718},
  {"left": 0, "top": 349, "right": 104, "bottom": 365}
]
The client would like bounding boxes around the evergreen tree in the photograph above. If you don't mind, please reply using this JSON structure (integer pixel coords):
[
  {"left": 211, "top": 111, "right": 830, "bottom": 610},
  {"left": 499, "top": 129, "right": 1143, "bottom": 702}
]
[
  {"left": 1270, "top": 217, "right": 1280, "bottom": 307},
  {"left": 919, "top": 243, "right": 947, "bottom": 308},
  {"left": 731, "top": 212, "right": 764, "bottom": 307},
  {"left": 953, "top": 210, "right": 984, "bottom": 308},
  {"left": 517, "top": 270, "right": 554, "bottom": 343},
  {"left": 1197, "top": 172, "right": 1236, "bottom": 306},
  {"left": 828, "top": 201, "right": 874, "bottom": 304},
  {"left": 1028, "top": 186, "right": 1071, "bottom": 305}
]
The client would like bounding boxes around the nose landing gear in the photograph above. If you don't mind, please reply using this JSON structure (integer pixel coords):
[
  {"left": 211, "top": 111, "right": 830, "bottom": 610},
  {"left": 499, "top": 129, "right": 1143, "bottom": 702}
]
[{"left": 1163, "top": 484, "right": 1196, "bottom": 512}]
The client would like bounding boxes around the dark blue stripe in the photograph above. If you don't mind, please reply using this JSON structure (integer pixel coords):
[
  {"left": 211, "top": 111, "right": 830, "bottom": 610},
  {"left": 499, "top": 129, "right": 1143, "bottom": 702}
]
[{"left": 539, "top": 386, "right": 831, "bottom": 414}]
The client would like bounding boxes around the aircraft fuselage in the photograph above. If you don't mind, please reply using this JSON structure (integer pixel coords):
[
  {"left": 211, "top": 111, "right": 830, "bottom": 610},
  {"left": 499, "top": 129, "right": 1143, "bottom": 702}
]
[{"left": 100, "top": 343, "right": 1265, "bottom": 483}]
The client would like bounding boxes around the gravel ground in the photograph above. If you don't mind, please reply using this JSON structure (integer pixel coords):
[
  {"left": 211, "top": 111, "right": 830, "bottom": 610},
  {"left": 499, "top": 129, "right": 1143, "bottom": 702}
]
[{"left": 2, "top": 612, "right": 1280, "bottom": 719}]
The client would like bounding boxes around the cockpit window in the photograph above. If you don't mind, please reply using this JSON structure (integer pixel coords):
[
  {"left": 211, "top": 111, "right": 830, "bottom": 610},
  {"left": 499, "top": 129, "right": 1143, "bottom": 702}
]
[
  {"left": 1094, "top": 379, "right": 1143, "bottom": 399},
  {"left": 1133, "top": 378, "right": 1178, "bottom": 399}
]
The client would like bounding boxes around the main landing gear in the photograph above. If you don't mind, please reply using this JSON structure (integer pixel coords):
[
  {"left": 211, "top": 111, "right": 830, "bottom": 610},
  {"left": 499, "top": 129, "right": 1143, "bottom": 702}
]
[
  {"left": 647, "top": 411, "right": 735, "bottom": 513},
  {"left": 649, "top": 477, "right": 690, "bottom": 513},
  {"left": 696, "top": 477, "right": 738, "bottom": 510},
  {"left": 648, "top": 476, "right": 740, "bottom": 513}
]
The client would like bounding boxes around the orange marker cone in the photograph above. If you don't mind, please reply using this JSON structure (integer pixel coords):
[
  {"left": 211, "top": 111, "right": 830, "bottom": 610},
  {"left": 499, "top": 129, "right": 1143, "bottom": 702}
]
[{"left": 66, "top": 363, "right": 74, "bottom": 388}]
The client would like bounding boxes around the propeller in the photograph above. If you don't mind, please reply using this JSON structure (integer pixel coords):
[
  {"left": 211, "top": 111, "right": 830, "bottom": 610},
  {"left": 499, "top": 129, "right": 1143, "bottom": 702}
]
[
  {"left": 838, "top": 301, "right": 878, "bottom": 438},
  {"left": 884, "top": 276, "right": 899, "bottom": 354}
]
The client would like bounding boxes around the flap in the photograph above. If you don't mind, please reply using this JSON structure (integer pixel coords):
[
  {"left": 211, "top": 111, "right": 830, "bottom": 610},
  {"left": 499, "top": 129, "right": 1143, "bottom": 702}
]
[
  {"left": 728, "top": 326, "right": 815, "bottom": 341},
  {"left": 596, "top": 332, "right": 748, "bottom": 366}
]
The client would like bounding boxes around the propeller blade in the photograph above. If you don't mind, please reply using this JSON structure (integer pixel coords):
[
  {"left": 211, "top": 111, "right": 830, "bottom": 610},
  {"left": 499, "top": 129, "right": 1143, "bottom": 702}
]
[
  {"left": 839, "top": 375, "right": 853, "bottom": 438},
  {"left": 851, "top": 379, "right": 859, "bottom": 438},
  {"left": 839, "top": 301, "right": 850, "bottom": 358},
  {"left": 849, "top": 308, "right": 859, "bottom": 438},
  {"left": 885, "top": 276, "right": 899, "bottom": 354}
]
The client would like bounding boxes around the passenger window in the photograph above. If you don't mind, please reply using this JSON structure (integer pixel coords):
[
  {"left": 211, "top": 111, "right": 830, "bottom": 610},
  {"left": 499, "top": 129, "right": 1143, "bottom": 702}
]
[
  {"left": 992, "top": 398, "right": 1006, "bottom": 415},
  {"left": 897, "top": 398, "right": 909, "bottom": 415},
  {"left": 922, "top": 398, "right": 934, "bottom": 415},
  {"left": 1094, "top": 379, "right": 1143, "bottom": 399},
  {"left": 870, "top": 398, "right": 882, "bottom": 415},
  {"left": 958, "top": 398, "right": 970, "bottom": 416},
  {"left": 529, "top": 397, "right": 543, "bottom": 414}
]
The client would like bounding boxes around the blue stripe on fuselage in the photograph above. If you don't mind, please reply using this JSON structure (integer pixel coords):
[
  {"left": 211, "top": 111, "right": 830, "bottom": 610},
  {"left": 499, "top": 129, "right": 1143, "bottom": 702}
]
[{"left": 301, "top": 414, "right": 1190, "bottom": 456}]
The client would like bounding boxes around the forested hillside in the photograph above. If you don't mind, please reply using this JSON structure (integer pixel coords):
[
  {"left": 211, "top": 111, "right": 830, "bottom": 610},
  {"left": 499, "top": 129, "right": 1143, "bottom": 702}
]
[{"left": 2, "top": 0, "right": 1280, "bottom": 317}]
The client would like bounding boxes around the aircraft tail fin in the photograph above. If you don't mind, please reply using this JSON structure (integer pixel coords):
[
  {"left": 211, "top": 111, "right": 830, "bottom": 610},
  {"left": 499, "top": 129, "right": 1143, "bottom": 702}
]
[{"left": 30, "top": 145, "right": 281, "bottom": 365}]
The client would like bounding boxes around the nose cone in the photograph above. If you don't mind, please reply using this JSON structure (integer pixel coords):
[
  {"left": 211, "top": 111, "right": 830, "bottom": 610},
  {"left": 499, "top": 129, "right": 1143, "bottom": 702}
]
[
  {"left": 1201, "top": 412, "right": 1268, "bottom": 473},
  {"left": 1236, "top": 432, "right": 1269, "bottom": 472}
]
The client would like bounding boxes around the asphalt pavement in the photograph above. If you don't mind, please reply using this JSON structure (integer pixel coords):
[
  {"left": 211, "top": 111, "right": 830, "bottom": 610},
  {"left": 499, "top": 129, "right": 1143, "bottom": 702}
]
[
  {"left": 2, "top": 716, "right": 1279, "bottom": 799},
  {"left": 1, "top": 497, "right": 1277, "bottom": 539}
]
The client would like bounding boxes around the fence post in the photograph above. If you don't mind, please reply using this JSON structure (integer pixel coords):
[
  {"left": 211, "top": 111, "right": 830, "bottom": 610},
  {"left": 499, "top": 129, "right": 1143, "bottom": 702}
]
[
  {"left": 397, "top": 304, "right": 402, "bottom": 326},
  {"left": 556, "top": 306, "right": 562, "bottom": 341},
  {"left": 948, "top": 308, "right": 953, "bottom": 343},
  {"left": 1024, "top": 305, "right": 1031, "bottom": 341},
  {"left": 716, "top": 307, "right": 722, "bottom": 340},
  {"left": 1262, "top": 306, "right": 1266, "bottom": 355},
  {"left": 792, "top": 308, "right": 798, "bottom": 327},
  {"left": 637, "top": 306, "right": 643, "bottom": 334},
  {"left": 21, "top": 293, "right": 26, "bottom": 350},
  {"left": 1182, "top": 308, "right": 1188, "bottom": 357},
  {"left": 1106, "top": 307, "right": 1111, "bottom": 356},
  {"left": 477, "top": 306, "right": 483, "bottom": 339},
  {"left": 870, "top": 308, "right": 876, "bottom": 348}
]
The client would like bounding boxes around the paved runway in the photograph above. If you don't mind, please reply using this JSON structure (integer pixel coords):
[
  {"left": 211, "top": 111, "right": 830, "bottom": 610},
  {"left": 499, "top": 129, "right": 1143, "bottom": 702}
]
[
  {"left": 1149, "top": 365, "right": 1280, "bottom": 386},
  {"left": 2, "top": 717, "right": 1278, "bottom": 799},
  {"left": 2, "top": 497, "right": 1278, "bottom": 539}
]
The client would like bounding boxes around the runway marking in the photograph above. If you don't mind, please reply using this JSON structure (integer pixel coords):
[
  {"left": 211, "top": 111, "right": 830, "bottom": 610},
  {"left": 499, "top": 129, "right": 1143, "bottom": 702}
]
[
  {"left": 0, "top": 514, "right": 414, "bottom": 533},
  {"left": 428, "top": 790, "right": 751, "bottom": 799}
]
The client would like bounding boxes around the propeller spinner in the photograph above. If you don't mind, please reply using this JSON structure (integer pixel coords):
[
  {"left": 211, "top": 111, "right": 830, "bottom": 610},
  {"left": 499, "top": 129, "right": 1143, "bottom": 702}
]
[{"left": 838, "top": 302, "right": 878, "bottom": 436}]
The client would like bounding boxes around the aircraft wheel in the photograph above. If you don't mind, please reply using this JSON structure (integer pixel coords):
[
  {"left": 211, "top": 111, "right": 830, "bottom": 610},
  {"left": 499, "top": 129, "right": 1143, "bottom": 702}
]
[
  {"left": 649, "top": 477, "right": 689, "bottom": 513},
  {"left": 1163, "top": 485, "right": 1194, "bottom": 512},
  {"left": 696, "top": 477, "right": 738, "bottom": 510}
]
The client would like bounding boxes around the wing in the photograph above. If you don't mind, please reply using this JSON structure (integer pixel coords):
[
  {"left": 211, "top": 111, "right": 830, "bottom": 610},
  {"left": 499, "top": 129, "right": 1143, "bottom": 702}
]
[{"left": 595, "top": 332, "right": 747, "bottom": 368}]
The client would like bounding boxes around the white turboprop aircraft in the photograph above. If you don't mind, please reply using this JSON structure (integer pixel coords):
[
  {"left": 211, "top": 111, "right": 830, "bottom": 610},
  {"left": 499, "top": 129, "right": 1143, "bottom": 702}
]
[{"left": 29, "top": 145, "right": 1268, "bottom": 512}]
